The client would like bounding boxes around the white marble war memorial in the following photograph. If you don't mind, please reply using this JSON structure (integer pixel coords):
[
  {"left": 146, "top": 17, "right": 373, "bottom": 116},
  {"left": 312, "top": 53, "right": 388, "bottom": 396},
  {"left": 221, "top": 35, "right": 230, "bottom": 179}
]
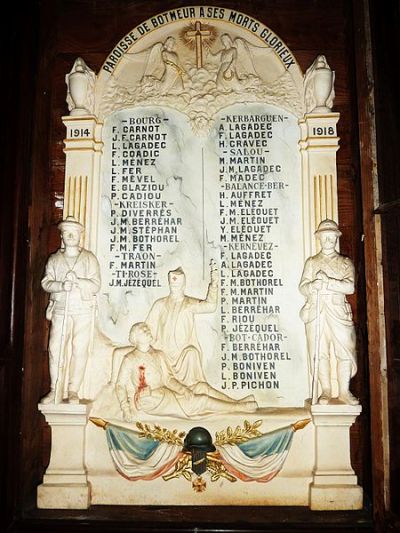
[{"left": 37, "top": 6, "right": 363, "bottom": 511}]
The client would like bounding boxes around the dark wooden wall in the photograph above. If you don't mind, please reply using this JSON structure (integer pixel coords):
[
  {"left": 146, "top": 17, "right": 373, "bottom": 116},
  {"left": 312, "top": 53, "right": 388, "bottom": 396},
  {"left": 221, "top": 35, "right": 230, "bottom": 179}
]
[
  {"left": 3, "top": 0, "right": 392, "bottom": 531},
  {"left": 1, "top": 2, "right": 40, "bottom": 527},
  {"left": 369, "top": 0, "right": 400, "bottom": 526}
]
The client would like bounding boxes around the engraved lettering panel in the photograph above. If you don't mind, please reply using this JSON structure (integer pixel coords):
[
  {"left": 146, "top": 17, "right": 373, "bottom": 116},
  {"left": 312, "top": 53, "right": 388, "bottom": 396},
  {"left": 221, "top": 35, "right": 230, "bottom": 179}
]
[{"left": 98, "top": 103, "right": 308, "bottom": 406}]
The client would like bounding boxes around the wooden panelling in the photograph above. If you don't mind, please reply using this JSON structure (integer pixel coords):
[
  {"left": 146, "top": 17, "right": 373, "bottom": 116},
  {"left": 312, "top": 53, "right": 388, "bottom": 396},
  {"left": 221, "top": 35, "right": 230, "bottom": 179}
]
[
  {"left": 381, "top": 211, "right": 400, "bottom": 516},
  {"left": 2, "top": 0, "right": 378, "bottom": 530},
  {"left": 368, "top": 1, "right": 400, "bottom": 527}
]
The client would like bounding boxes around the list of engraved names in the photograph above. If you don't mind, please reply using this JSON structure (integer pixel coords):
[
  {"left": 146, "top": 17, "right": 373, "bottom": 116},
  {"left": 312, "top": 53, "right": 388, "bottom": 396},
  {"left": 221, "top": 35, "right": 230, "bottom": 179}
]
[
  {"left": 106, "top": 113, "right": 182, "bottom": 288},
  {"left": 217, "top": 112, "right": 293, "bottom": 392}
]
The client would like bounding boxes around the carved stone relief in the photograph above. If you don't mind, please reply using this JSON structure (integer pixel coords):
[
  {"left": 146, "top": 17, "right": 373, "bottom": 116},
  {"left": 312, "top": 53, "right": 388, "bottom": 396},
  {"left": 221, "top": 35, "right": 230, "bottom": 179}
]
[{"left": 37, "top": 6, "right": 362, "bottom": 511}]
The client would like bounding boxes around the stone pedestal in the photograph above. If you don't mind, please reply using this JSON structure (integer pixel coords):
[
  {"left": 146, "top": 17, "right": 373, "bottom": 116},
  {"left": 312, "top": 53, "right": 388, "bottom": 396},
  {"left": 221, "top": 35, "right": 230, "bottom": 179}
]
[
  {"left": 310, "top": 403, "right": 363, "bottom": 510},
  {"left": 37, "top": 403, "right": 92, "bottom": 509}
]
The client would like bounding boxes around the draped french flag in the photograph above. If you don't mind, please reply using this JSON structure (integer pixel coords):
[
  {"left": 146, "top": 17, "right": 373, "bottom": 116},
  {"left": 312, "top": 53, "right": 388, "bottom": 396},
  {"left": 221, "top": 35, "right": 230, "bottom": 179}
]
[
  {"left": 103, "top": 422, "right": 295, "bottom": 482},
  {"left": 217, "top": 426, "right": 294, "bottom": 482},
  {"left": 106, "top": 424, "right": 184, "bottom": 481}
]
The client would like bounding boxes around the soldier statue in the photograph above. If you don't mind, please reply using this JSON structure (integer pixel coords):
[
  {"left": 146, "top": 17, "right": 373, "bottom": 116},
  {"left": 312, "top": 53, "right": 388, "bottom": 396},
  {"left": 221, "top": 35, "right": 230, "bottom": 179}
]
[
  {"left": 299, "top": 219, "right": 359, "bottom": 406},
  {"left": 41, "top": 216, "right": 101, "bottom": 404}
]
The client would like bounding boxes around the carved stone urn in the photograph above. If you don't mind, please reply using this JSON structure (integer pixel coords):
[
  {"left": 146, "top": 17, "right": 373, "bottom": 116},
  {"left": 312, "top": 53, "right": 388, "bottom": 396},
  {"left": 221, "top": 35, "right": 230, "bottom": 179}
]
[
  {"left": 312, "top": 59, "right": 334, "bottom": 113},
  {"left": 68, "top": 58, "right": 89, "bottom": 116}
]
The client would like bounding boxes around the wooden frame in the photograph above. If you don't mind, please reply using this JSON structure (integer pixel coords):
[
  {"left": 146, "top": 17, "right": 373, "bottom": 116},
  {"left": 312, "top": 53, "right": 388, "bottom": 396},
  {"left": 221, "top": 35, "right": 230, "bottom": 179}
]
[{"left": 2, "top": 0, "right": 397, "bottom": 530}]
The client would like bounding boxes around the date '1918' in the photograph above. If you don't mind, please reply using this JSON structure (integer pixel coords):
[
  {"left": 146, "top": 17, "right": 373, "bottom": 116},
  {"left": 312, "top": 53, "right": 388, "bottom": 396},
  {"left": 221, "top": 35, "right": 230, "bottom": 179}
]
[{"left": 312, "top": 126, "right": 335, "bottom": 136}]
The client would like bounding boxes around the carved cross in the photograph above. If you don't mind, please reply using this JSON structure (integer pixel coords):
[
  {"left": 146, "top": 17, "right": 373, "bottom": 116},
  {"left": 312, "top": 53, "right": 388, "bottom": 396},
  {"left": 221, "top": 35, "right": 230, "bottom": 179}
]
[{"left": 186, "top": 21, "right": 211, "bottom": 68}]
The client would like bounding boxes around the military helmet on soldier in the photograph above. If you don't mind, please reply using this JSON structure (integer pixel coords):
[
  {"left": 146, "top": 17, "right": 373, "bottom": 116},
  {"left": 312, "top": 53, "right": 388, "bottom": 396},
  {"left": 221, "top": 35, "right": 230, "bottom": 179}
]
[
  {"left": 314, "top": 219, "right": 342, "bottom": 237},
  {"left": 58, "top": 216, "right": 84, "bottom": 233}
]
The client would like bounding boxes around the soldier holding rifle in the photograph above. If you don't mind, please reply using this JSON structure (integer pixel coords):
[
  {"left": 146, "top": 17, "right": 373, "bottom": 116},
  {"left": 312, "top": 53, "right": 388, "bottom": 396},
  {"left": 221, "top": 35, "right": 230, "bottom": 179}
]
[
  {"left": 41, "top": 217, "right": 100, "bottom": 404},
  {"left": 299, "top": 219, "right": 358, "bottom": 406}
]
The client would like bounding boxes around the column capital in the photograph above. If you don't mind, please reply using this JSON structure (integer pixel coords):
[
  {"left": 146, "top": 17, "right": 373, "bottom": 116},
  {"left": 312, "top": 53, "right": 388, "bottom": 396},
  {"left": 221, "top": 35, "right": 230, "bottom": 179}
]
[
  {"left": 39, "top": 402, "right": 92, "bottom": 426},
  {"left": 311, "top": 403, "right": 362, "bottom": 426},
  {"left": 63, "top": 115, "right": 103, "bottom": 152},
  {"left": 299, "top": 113, "right": 340, "bottom": 150}
]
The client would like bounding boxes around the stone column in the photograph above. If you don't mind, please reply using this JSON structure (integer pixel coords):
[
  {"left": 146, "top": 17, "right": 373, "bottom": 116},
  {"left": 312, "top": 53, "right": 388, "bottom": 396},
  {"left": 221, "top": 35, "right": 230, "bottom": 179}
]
[
  {"left": 62, "top": 116, "right": 103, "bottom": 253},
  {"left": 299, "top": 113, "right": 340, "bottom": 258},
  {"left": 37, "top": 403, "right": 91, "bottom": 509},
  {"left": 310, "top": 403, "right": 363, "bottom": 510}
]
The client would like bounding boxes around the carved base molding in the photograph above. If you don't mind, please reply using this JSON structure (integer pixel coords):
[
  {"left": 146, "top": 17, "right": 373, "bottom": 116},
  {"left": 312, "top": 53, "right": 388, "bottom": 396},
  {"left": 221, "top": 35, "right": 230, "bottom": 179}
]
[
  {"left": 310, "top": 484, "right": 363, "bottom": 511},
  {"left": 37, "top": 404, "right": 362, "bottom": 509},
  {"left": 310, "top": 403, "right": 363, "bottom": 510},
  {"left": 37, "top": 403, "right": 92, "bottom": 510},
  {"left": 37, "top": 484, "right": 91, "bottom": 510}
]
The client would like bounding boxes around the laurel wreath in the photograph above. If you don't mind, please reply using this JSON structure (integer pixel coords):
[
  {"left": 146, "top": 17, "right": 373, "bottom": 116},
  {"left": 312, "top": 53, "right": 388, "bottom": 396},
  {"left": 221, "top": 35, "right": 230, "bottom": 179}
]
[
  {"left": 215, "top": 419, "right": 263, "bottom": 446},
  {"left": 136, "top": 421, "right": 186, "bottom": 446}
]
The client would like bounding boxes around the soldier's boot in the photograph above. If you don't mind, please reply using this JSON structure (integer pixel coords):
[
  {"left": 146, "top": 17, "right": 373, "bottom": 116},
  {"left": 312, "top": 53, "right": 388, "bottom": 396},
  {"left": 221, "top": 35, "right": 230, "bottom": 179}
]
[
  {"left": 201, "top": 396, "right": 258, "bottom": 413},
  {"left": 338, "top": 361, "right": 359, "bottom": 406},
  {"left": 41, "top": 389, "right": 56, "bottom": 404},
  {"left": 241, "top": 394, "right": 256, "bottom": 403},
  {"left": 234, "top": 400, "right": 258, "bottom": 413},
  {"left": 68, "top": 390, "right": 80, "bottom": 404},
  {"left": 318, "top": 359, "right": 332, "bottom": 405},
  {"left": 193, "top": 382, "right": 256, "bottom": 405}
]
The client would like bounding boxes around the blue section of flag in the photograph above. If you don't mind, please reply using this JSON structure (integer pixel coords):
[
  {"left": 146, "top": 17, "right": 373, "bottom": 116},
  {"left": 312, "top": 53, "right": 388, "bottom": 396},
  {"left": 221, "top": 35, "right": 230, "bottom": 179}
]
[
  {"left": 106, "top": 424, "right": 160, "bottom": 460},
  {"left": 237, "top": 426, "right": 294, "bottom": 458}
]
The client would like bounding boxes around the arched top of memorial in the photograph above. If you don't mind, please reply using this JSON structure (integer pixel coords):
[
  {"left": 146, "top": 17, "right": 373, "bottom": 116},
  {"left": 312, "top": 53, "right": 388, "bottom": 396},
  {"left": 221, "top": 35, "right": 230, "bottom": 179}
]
[{"left": 95, "top": 6, "right": 304, "bottom": 131}]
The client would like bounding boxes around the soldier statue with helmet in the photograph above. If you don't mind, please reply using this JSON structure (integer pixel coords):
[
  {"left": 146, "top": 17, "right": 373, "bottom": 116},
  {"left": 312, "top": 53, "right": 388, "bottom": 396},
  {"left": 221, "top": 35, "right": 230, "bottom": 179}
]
[
  {"left": 41, "top": 216, "right": 101, "bottom": 404},
  {"left": 299, "top": 219, "right": 359, "bottom": 406}
]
